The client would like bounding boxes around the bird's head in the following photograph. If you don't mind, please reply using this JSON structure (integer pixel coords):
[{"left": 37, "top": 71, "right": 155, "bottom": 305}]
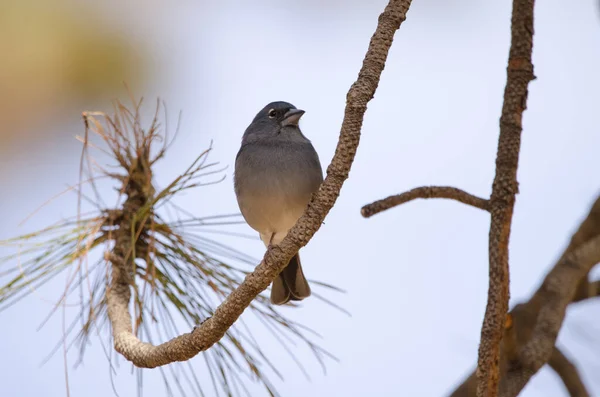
[{"left": 242, "top": 101, "right": 305, "bottom": 144}]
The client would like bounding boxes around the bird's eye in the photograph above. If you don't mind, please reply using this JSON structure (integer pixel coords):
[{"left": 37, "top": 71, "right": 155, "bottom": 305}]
[{"left": 268, "top": 109, "right": 276, "bottom": 118}]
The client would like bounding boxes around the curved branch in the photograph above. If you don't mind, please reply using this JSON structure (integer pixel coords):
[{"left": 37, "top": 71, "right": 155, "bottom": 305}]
[
  {"left": 494, "top": 197, "right": 600, "bottom": 397},
  {"left": 107, "top": 0, "right": 414, "bottom": 368},
  {"left": 360, "top": 186, "right": 489, "bottom": 218},
  {"left": 499, "top": 234, "right": 600, "bottom": 396},
  {"left": 450, "top": 195, "right": 600, "bottom": 397},
  {"left": 548, "top": 347, "right": 590, "bottom": 397},
  {"left": 476, "top": 0, "right": 536, "bottom": 395}
]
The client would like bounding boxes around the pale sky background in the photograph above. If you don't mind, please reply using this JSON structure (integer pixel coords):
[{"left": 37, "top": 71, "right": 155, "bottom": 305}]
[{"left": 1, "top": 1, "right": 600, "bottom": 396}]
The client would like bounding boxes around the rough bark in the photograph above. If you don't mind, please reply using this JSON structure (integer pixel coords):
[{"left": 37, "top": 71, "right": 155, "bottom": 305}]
[
  {"left": 361, "top": 1, "right": 536, "bottom": 395},
  {"left": 106, "top": 0, "right": 414, "bottom": 368},
  {"left": 450, "top": 195, "right": 600, "bottom": 397},
  {"left": 360, "top": 186, "right": 489, "bottom": 217},
  {"left": 498, "top": 238, "right": 600, "bottom": 396},
  {"left": 477, "top": 0, "right": 535, "bottom": 395}
]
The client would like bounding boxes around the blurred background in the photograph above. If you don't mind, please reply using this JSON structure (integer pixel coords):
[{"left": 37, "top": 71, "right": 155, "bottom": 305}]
[{"left": 1, "top": 0, "right": 600, "bottom": 396}]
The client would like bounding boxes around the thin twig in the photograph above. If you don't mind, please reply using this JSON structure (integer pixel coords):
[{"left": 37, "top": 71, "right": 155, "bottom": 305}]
[
  {"left": 547, "top": 347, "right": 590, "bottom": 397},
  {"left": 361, "top": 186, "right": 489, "bottom": 218},
  {"left": 476, "top": 0, "right": 536, "bottom": 395},
  {"left": 107, "top": 0, "right": 414, "bottom": 368}
]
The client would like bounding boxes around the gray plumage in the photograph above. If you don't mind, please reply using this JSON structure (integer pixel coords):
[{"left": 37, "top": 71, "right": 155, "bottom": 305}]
[{"left": 234, "top": 101, "right": 323, "bottom": 305}]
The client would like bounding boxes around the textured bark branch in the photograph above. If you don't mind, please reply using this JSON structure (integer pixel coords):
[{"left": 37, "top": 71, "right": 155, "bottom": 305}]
[
  {"left": 548, "top": 347, "right": 590, "bottom": 397},
  {"left": 498, "top": 197, "right": 600, "bottom": 396},
  {"left": 477, "top": 0, "right": 536, "bottom": 395},
  {"left": 449, "top": 195, "right": 600, "bottom": 397},
  {"left": 360, "top": 186, "right": 489, "bottom": 218},
  {"left": 499, "top": 235, "right": 600, "bottom": 396},
  {"left": 106, "top": 0, "right": 414, "bottom": 368},
  {"left": 358, "top": 2, "right": 535, "bottom": 395}
]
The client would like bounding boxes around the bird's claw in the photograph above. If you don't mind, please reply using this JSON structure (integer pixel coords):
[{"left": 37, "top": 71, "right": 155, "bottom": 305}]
[{"left": 193, "top": 316, "right": 211, "bottom": 331}]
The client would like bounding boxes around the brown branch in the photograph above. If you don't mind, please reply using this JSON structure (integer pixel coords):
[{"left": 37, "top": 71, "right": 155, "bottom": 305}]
[
  {"left": 498, "top": 197, "right": 600, "bottom": 396},
  {"left": 358, "top": 2, "right": 535, "bottom": 395},
  {"left": 449, "top": 195, "right": 600, "bottom": 397},
  {"left": 499, "top": 235, "right": 600, "bottom": 396},
  {"left": 572, "top": 280, "right": 600, "bottom": 302},
  {"left": 561, "top": 197, "right": 600, "bottom": 255},
  {"left": 548, "top": 347, "right": 590, "bottom": 397},
  {"left": 106, "top": 0, "right": 414, "bottom": 368},
  {"left": 449, "top": 373, "right": 478, "bottom": 397},
  {"left": 360, "top": 186, "right": 489, "bottom": 218},
  {"left": 476, "top": 0, "right": 536, "bottom": 395},
  {"left": 450, "top": 321, "right": 593, "bottom": 397}
]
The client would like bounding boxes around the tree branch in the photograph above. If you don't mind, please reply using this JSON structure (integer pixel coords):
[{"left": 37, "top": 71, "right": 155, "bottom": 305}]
[
  {"left": 359, "top": 2, "right": 535, "bottom": 395},
  {"left": 449, "top": 195, "right": 600, "bottom": 397},
  {"left": 360, "top": 186, "right": 489, "bottom": 218},
  {"left": 107, "top": 0, "right": 414, "bottom": 368},
  {"left": 499, "top": 234, "right": 600, "bottom": 396},
  {"left": 572, "top": 280, "right": 600, "bottom": 302},
  {"left": 548, "top": 347, "right": 590, "bottom": 397},
  {"left": 477, "top": 0, "right": 536, "bottom": 395},
  {"left": 498, "top": 197, "right": 600, "bottom": 396}
]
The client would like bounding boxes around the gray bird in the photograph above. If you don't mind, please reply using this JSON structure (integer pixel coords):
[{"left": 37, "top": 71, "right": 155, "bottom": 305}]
[{"left": 234, "top": 101, "right": 323, "bottom": 305}]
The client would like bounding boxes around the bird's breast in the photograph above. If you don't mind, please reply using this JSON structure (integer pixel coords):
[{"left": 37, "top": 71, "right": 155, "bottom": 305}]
[{"left": 234, "top": 141, "right": 323, "bottom": 234}]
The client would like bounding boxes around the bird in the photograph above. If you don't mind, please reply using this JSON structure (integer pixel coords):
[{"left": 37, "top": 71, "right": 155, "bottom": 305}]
[{"left": 234, "top": 101, "right": 323, "bottom": 305}]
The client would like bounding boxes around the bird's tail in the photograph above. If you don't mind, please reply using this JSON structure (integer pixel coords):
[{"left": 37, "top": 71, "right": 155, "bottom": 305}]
[{"left": 270, "top": 253, "right": 311, "bottom": 305}]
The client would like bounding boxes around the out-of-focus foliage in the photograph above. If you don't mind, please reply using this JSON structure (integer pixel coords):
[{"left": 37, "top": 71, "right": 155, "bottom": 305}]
[{"left": 0, "top": 0, "right": 146, "bottom": 146}]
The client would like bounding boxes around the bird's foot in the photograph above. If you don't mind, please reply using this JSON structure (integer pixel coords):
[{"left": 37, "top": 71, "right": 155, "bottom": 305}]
[{"left": 193, "top": 316, "right": 211, "bottom": 331}]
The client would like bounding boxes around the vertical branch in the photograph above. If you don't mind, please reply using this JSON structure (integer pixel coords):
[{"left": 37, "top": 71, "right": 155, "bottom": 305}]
[
  {"left": 499, "top": 235, "right": 600, "bottom": 396},
  {"left": 449, "top": 195, "right": 600, "bottom": 396},
  {"left": 477, "top": 0, "right": 536, "bottom": 396}
]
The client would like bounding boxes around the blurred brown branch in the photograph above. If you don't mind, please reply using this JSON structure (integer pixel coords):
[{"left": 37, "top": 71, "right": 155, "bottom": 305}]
[
  {"left": 361, "top": 0, "right": 536, "bottom": 395},
  {"left": 450, "top": 348, "right": 590, "bottom": 397},
  {"left": 449, "top": 194, "right": 600, "bottom": 397},
  {"left": 572, "top": 280, "right": 600, "bottom": 302},
  {"left": 107, "top": 0, "right": 414, "bottom": 368},
  {"left": 548, "top": 348, "right": 589, "bottom": 397}
]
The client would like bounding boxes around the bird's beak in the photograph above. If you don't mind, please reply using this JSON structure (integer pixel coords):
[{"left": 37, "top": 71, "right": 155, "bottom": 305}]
[{"left": 281, "top": 109, "right": 305, "bottom": 127}]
